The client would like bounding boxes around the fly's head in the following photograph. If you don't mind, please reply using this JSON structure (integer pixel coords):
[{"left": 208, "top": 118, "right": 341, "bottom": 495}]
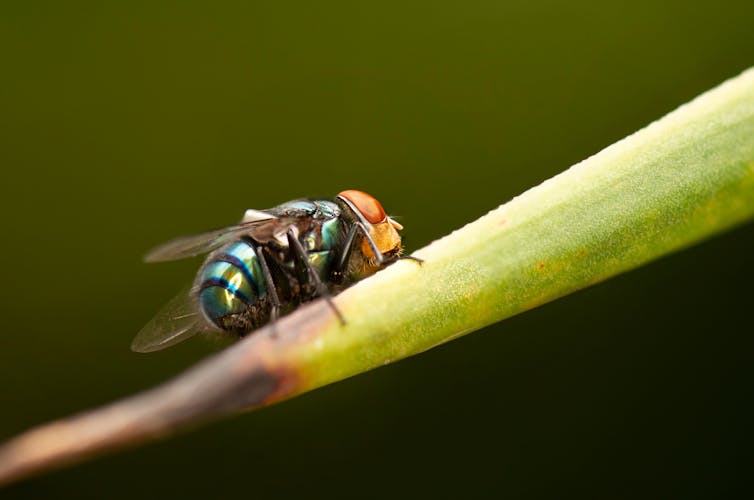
[{"left": 336, "top": 189, "right": 404, "bottom": 280}]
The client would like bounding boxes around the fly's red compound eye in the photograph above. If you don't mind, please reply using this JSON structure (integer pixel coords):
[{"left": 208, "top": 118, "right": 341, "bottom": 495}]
[{"left": 338, "top": 189, "right": 387, "bottom": 224}]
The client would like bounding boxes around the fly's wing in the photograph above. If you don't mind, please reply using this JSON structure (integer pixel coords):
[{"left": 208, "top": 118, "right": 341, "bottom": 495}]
[
  {"left": 145, "top": 199, "right": 334, "bottom": 263},
  {"left": 144, "top": 216, "right": 304, "bottom": 263},
  {"left": 131, "top": 287, "right": 210, "bottom": 352}
]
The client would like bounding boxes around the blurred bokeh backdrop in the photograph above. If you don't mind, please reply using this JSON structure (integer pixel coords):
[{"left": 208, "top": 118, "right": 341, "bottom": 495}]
[{"left": 2, "top": 1, "right": 754, "bottom": 498}]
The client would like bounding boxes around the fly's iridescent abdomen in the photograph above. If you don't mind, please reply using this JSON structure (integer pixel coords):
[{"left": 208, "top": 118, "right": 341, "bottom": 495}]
[{"left": 198, "top": 240, "right": 267, "bottom": 331}]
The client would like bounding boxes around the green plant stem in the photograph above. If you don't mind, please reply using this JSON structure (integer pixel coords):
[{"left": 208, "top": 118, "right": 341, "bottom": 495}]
[
  {"left": 1, "top": 67, "right": 753, "bottom": 486},
  {"left": 296, "top": 66, "right": 754, "bottom": 391}
]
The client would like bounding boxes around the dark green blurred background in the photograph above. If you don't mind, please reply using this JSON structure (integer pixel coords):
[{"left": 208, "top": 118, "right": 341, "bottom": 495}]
[{"left": 2, "top": 1, "right": 754, "bottom": 498}]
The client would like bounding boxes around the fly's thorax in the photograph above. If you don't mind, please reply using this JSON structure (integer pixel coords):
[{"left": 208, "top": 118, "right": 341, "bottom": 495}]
[
  {"left": 298, "top": 216, "right": 340, "bottom": 254},
  {"left": 268, "top": 199, "right": 340, "bottom": 220},
  {"left": 310, "top": 217, "right": 340, "bottom": 280},
  {"left": 278, "top": 216, "right": 341, "bottom": 282}
]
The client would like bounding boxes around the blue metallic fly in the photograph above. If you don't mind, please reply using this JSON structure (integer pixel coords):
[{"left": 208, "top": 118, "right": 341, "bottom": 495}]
[{"left": 132, "top": 190, "right": 417, "bottom": 352}]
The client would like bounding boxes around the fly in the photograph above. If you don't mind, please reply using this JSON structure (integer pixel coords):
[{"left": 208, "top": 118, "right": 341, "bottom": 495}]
[{"left": 131, "top": 189, "right": 420, "bottom": 352}]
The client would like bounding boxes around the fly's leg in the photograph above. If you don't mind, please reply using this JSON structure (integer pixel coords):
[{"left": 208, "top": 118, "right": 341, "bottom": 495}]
[
  {"left": 333, "top": 221, "right": 388, "bottom": 269},
  {"left": 343, "top": 222, "right": 425, "bottom": 265},
  {"left": 355, "top": 222, "right": 387, "bottom": 265},
  {"left": 359, "top": 225, "right": 423, "bottom": 266},
  {"left": 286, "top": 229, "right": 346, "bottom": 325},
  {"left": 358, "top": 226, "right": 423, "bottom": 266},
  {"left": 252, "top": 244, "right": 281, "bottom": 330},
  {"left": 332, "top": 223, "right": 423, "bottom": 282},
  {"left": 399, "top": 255, "right": 424, "bottom": 265},
  {"left": 331, "top": 223, "right": 360, "bottom": 283}
]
